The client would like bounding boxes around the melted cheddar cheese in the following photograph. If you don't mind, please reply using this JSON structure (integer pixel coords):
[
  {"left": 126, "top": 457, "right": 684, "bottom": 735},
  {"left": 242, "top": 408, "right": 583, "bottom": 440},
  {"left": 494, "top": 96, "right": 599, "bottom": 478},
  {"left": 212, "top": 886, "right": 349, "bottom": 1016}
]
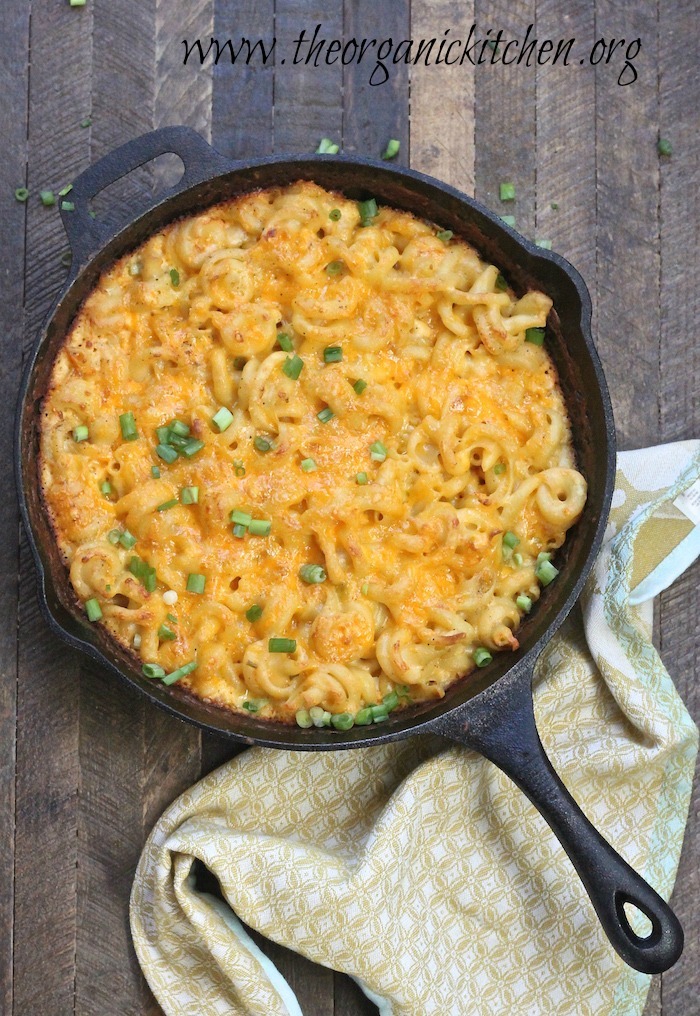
[{"left": 40, "top": 181, "right": 587, "bottom": 725}]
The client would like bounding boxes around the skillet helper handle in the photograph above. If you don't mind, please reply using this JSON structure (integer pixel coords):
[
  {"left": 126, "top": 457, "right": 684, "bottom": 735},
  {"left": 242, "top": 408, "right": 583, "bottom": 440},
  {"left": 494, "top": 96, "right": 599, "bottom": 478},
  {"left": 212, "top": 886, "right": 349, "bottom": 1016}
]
[
  {"left": 60, "top": 126, "right": 233, "bottom": 267},
  {"left": 441, "top": 671, "right": 683, "bottom": 974}
]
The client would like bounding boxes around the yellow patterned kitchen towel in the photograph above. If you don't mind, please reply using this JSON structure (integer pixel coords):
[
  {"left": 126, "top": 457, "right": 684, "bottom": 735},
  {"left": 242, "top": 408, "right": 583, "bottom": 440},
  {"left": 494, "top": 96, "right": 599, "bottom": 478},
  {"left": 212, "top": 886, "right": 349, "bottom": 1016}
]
[{"left": 130, "top": 441, "right": 700, "bottom": 1016}]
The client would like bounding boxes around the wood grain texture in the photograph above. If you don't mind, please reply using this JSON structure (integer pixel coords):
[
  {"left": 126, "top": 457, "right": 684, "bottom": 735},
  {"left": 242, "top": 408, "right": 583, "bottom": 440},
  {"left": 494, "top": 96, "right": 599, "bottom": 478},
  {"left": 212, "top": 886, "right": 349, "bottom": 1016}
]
[
  {"left": 657, "top": 1, "right": 700, "bottom": 1013},
  {"left": 0, "top": 1, "right": 30, "bottom": 1010},
  {"left": 342, "top": 0, "right": 410, "bottom": 163},
  {"left": 14, "top": 1, "right": 94, "bottom": 1011},
  {"left": 409, "top": 1, "right": 475, "bottom": 193},
  {"left": 594, "top": 1, "right": 660, "bottom": 449},
  {"left": 474, "top": 0, "right": 537, "bottom": 241}
]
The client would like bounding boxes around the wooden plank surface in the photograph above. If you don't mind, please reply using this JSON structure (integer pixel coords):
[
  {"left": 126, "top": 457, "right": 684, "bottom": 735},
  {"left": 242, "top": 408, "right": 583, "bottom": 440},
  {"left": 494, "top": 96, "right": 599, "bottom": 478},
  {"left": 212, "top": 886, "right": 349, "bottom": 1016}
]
[
  {"left": 0, "top": 3, "right": 30, "bottom": 1013},
  {"left": 2, "top": 2, "right": 699, "bottom": 1014}
]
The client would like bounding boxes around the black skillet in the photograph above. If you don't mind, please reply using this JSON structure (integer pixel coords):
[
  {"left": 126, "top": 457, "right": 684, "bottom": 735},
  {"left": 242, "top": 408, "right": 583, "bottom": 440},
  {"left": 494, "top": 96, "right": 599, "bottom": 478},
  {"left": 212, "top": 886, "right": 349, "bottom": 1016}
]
[{"left": 16, "top": 126, "right": 683, "bottom": 974}]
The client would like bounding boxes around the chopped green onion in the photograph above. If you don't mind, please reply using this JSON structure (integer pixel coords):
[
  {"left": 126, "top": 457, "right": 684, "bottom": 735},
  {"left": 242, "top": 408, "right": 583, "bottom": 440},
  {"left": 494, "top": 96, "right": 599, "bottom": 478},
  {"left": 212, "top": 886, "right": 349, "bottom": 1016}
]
[
  {"left": 493, "top": 463, "right": 506, "bottom": 475},
  {"left": 381, "top": 138, "right": 400, "bottom": 160},
  {"left": 119, "top": 530, "right": 136, "bottom": 550},
  {"left": 170, "top": 419, "right": 190, "bottom": 438},
  {"left": 232, "top": 523, "right": 247, "bottom": 539},
  {"left": 212, "top": 406, "right": 234, "bottom": 432},
  {"left": 40, "top": 190, "right": 55, "bottom": 206},
  {"left": 474, "top": 647, "right": 492, "bottom": 667},
  {"left": 58, "top": 184, "right": 73, "bottom": 197},
  {"left": 151, "top": 465, "right": 161, "bottom": 478},
  {"left": 254, "top": 435, "right": 272, "bottom": 453},
  {"left": 358, "top": 198, "right": 378, "bottom": 226},
  {"left": 168, "top": 432, "right": 190, "bottom": 450},
  {"left": 156, "top": 498, "right": 178, "bottom": 512},
  {"left": 80, "top": 116, "right": 92, "bottom": 127},
  {"left": 186, "top": 573, "right": 206, "bottom": 594},
  {"left": 156, "top": 425, "right": 172, "bottom": 445},
  {"left": 14, "top": 187, "right": 29, "bottom": 203},
  {"left": 382, "top": 690, "right": 399, "bottom": 711},
  {"left": 230, "top": 509, "right": 252, "bottom": 527},
  {"left": 525, "top": 327, "right": 545, "bottom": 346},
  {"left": 156, "top": 443, "right": 178, "bottom": 463},
  {"left": 100, "top": 481, "right": 113, "bottom": 498},
  {"left": 234, "top": 460, "right": 246, "bottom": 477},
  {"left": 353, "top": 379, "right": 367, "bottom": 395},
  {"left": 277, "top": 333, "right": 293, "bottom": 351},
  {"left": 246, "top": 604, "right": 263, "bottom": 622},
  {"left": 300, "top": 457, "right": 317, "bottom": 472},
  {"left": 356, "top": 472, "right": 369, "bottom": 485},
  {"left": 354, "top": 707, "right": 373, "bottom": 725},
  {"left": 119, "top": 411, "right": 138, "bottom": 441},
  {"left": 316, "top": 138, "right": 339, "bottom": 154},
  {"left": 73, "top": 425, "right": 89, "bottom": 442},
  {"left": 500, "top": 215, "right": 516, "bottom": 228},
  {"left": 536, "top": 558, "right": 559, "bottom": 586},
  {"left": 361, "top": 583, "right": 369, "bottom": 596},
  {"left": 282, "top": 354, "right": 304, "bottom": 380},
  {"left": 537, "top": 551, "right": 552, "bottom": 564},
  {"left": 512, "top": 552, "right": 523, "bottom": 567},
  {"left": 69, "top": 0, "right": 87, "bottom": 7},
  {"left": 181, "top": 438, "right": 205, "bottom": 458},
  {"left": 370, "top": 440, "right": 387, "bottom": 462},
  {"left": 60, "top": 251, "right": 72, "bottom": 268},
  {"left": 166, "top": 612, "right": 178, "bottom": 624},
  {"left": 162, "top": 660, "right": 198, "bottom": 686},
  {"left": 317, "top": 407, "right": 334, "bottom": 424},
  {"left": 658, "top": 138, "right": 672, "bottom": 157},
  {"left": 85, "top": 598, "right": 102, "bottom": 622},
  {"left": 436, "top": 229, "right": 453, "bottom": 242},
  {"left": 535, "top": 239, "right": 552, "bottom": 250},
  {"left": 242, "top": 699, "right": 266, "bottom": 713},
  {"left": 169, "top": 268, "right": 180, "bottom": 287},
  {"left": 61, "top": 201, "right": 75, "bottom": 212},
  {"left": 550, "top": 201, "right": 559, "bottom": 210},
  {"left": 158, "top": 623, "right": 176, "bottom": 641},
  {"left": 269, "top": 637, "right": 296, "bottom": 654},
  {"left": 370, "top": 704, "right": 390, "bottom": 723},
  {"left": 329, "top": 208, "right": 341, "bottom": 221},
  {"left": 331, "top": 712, "right": 355, "bottom": 731},
  {"left": 495, "top": 273, "right": 508, "bottom": 292},
  {"left": 295, "top": 709, "right": 313, "bottom": 728},
  {"left": 323, "top": 345, "right": 343, "bottom": 363},
  {"left": 142, "top": 663, "right": 165, "bottom": 680},
  {"left": 503, "top": 531, "right": 520, "bottom": 549},
  {"left": 180, "top": 486, "right": 199, "bottom": 505},
  {"left": 299, "top": 563, "right": 326, "bottom": 584},
  {"left": 129, "top": 556, "right": 156, "bottom": 592},
  {"left": 309, "top": 705, "right": 332, "bottom": 726},
  {"left": 248, "top": 519, "right": 271, "bottom": 536},
  {"left": 516, "top": 594, "right": 533, "bottom": 613},
  {"left": 107, "top": 529, "right": 121, "bottom": 545},
  {"left": 325, "top": 260, "right": 344, "bottom": 276},
  {"left": 499, "top": 182, "right": 516, "bottom": 201}
]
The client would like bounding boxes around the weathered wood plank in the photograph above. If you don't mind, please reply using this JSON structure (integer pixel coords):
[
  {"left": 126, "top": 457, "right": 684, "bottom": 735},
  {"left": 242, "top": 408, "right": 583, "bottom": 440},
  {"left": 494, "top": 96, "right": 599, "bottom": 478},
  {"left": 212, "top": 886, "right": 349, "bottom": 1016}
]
[
  {"left": 594, "top": 1, "right": 659, "bottom": 449},
  {"left": 410, "top": 1, "right": 475, "bottom": 194},
  {"left": 212, "top": 0, "right": 274, "bottom": 160},
  {"left": 0, "top": 1, "right": 30, "bottom": 1009},
  {"left": 474, "top": 2, "right": 537, "bottom": 242},
  {"left": 535, "top": 1, "right": 595, "bottom": 285},
  {"left": 14, "top": 1, "right": 94, "bottom": 1011},
  {"left": 657, "top": 2, "right": 700, "bottom": 1013},
  {"left": 342, "top": 0, "right": 409, "bottom": 163},
  {"left": 274, "top": 1, "right": 344, "bottom": 153}
]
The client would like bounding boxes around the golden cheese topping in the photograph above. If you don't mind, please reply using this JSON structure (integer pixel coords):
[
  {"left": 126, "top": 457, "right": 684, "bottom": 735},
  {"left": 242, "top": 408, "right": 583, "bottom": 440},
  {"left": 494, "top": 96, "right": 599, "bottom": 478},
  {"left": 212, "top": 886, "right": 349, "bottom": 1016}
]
[{"left": 39, "top": 181, "right": 587, "bottom": 726}]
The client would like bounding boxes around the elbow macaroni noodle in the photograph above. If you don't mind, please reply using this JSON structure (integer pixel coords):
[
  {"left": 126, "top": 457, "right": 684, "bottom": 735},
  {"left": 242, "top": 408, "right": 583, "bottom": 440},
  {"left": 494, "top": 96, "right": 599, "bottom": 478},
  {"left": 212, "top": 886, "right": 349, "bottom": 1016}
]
[{"left": 40, "top": 181, "right": 587, "bottom": 722}]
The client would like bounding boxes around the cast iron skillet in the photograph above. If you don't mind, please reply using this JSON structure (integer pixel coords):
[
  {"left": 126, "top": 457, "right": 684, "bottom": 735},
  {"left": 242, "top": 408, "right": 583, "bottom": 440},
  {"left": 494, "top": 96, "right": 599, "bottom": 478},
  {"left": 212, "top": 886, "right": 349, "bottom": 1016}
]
[{"left": 16, "top": 126, "right": 683, "bottom": 974}]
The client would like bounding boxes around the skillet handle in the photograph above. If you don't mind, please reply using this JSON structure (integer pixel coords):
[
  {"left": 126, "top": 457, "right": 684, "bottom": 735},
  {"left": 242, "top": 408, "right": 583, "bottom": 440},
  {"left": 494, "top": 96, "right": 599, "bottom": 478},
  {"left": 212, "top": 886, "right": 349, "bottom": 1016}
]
[
  {"left": 439, "top": 669, "right": 683, "bottom": 974},
  {"left": 60, "top": 126, "right": 233, "bottom": 267}
]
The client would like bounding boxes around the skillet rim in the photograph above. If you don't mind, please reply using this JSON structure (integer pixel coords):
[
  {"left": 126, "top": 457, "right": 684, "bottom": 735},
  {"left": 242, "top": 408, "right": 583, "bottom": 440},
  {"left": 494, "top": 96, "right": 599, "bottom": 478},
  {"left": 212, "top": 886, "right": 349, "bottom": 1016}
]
[{"left": 15, "top": 144, "right": 617, "bottom": 750}]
